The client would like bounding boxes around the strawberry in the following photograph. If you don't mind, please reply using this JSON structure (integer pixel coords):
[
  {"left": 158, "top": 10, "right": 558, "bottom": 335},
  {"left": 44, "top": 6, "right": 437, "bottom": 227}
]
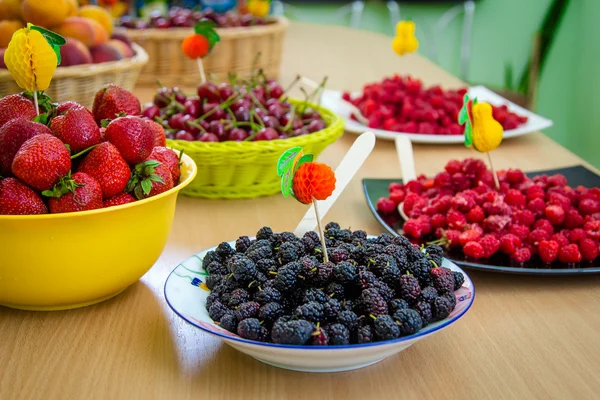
[
  {"left": 0, "top": 93, "right": 37, "bottom": 127},
  {"left": 144, "top": 119, "right": 166, "bottom": 147},
  {"left": 57, "top": 101, "right": 90, "bottom": 114},
  {"left": 147, "top": 146, "right": 181, "bottom": 183},
  {"left": 92, "top": 84, "right": 141, "bottom": 125},
  {"left": 103, "top": 192, "right": 136, "bottom": 208},
  {"left": 105, "top": 116, "right": 154, "bottom": 164},
  {"left": 77, "top": 142, "right": 131, "bottom": 198},
  {"left": 0, "top": 118, "right": 52, "bottom": 176},
  {"left": 44, "top": 172, "right": 103, "bottom": 214},
  {"left": 126, "top": 160, "right": 174, "bottom": 199},
  {"left": 0, "top": 177, "right": 48, "bottom": 215},
  {"left": 11, "top": 134, "right": 71, "bottom": 191},
  {"left": 50, "top": 105, "right": 102, "bottom": 153}
]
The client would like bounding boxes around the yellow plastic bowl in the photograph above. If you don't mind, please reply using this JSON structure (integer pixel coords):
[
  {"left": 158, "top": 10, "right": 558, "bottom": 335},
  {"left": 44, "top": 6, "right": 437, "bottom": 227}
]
[{"left": 0, "top": 154, "right": 197, "bottom": 311}]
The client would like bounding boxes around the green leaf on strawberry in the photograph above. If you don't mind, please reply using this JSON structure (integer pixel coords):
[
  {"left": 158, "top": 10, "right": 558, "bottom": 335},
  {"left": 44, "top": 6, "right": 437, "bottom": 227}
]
[{"left": 127, "top": 160, "right": 166, "bottom": 200}]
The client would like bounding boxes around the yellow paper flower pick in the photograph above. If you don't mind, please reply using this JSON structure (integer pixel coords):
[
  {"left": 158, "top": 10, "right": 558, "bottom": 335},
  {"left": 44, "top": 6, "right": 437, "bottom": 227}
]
[
  {"left": 392, "top": 20, "right": 419, "bottom": 56},
  {"left": 3, "top": 23, "right": 65, "bottom": 115},
  {"left": 247, "top": 0, "right": 271, "bottom": 17}
]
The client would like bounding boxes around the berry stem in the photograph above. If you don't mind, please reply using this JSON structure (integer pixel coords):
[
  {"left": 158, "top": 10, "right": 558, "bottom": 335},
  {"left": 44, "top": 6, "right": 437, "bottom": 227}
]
[{"left": 312, "top": 197, "right": 329, "bottom": 263}]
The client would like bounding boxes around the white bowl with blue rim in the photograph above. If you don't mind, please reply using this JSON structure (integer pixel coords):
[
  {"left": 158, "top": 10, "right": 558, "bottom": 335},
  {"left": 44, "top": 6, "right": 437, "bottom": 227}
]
[{"left": 164, "top": 239, "right": 475, "bottom": 373}]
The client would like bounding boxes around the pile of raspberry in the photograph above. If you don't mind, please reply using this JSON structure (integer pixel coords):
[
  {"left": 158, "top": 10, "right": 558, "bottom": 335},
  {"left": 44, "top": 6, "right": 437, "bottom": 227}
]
[
  {"left": 342, "top": 75, "right": 528, "bottom": 135},
  {"left": 203, "top": 223, "right": 465, "bottom": 346},
  {"left": 377, "top": 159, "right": 600, "bottom": 266}
]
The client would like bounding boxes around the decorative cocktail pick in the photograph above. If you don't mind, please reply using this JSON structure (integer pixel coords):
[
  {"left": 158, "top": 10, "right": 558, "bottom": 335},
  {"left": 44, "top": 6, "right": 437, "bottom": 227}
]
[
  {"left": 458, "top": 93, "right": 504, "bottom": 190},
  {"left": 181, "top": 21, "right": 221, "bottom": 84},
  {"left": 392, "top": 20, "right": 419, "bottom": 56},
  {"left": 247, "top": 0, "right": 272, "bottom": 17},
  {"left": 4, "top": 23, "right": 65, "bottom": 115}
]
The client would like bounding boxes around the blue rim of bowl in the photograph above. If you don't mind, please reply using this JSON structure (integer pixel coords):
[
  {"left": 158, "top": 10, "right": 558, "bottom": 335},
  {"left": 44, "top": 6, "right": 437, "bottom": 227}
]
[{"left": 163, "top": 256, "right": 475, "bottom": 350}]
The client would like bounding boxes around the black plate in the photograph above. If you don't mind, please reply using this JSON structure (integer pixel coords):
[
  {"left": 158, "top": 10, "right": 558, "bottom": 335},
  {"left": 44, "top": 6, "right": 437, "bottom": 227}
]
[{"left": 363, "top": 165, "right": 600, "bottom": 275}]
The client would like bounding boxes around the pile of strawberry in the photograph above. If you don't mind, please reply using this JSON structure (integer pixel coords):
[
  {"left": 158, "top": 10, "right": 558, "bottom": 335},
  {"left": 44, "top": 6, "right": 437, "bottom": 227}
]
[
  {"left": 342, "top": 75, "right": 528, "bottom": 135},
  {"left": 0, "top": 85, "right": 182, "bottom": 215},
  {"left": 377, "top": 159, "right": 600, "bottom": 266}
]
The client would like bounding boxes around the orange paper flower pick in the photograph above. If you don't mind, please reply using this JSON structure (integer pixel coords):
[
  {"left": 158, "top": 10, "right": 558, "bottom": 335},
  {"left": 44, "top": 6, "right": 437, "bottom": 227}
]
[{"left": 181, "top": 21, "right": 220, "bottom": 83}]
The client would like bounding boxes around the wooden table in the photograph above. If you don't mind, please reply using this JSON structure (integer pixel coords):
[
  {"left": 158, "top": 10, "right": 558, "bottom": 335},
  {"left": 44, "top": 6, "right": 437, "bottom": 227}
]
[{"left": 2, "top": 22, "right": 600, "bottom": 400}]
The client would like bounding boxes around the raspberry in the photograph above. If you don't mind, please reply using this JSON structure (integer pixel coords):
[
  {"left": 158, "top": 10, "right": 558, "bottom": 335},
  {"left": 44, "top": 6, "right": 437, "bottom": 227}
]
[
  {"left": 558, "top": 244, "right": 582, "bottom": 264},
  {"left": 513, "top": 209, "right": 535, "bottom": 227},
  {"left": 545, "top": 205, "right": 565, "bottom": 226},
  {"left": 500, "top": 234, "right": 521, "bottom": 255},
  {"left": 389, "top": 182, "right": 403, "bottom": 193},
  {"left": 505, "top": 189, "right": 526, "bottom": 207},
  {"left": 405, "top": 180, "right": 424, "bottom": 194},
  {"left": 459, "top": 229, "right": 482, "bottom": 246},
  {"left": 527, "top": 197, "right": 546, "bottom": 215},
  {"left": 579, "top": 238, "right": 598, "bottom": 261},
  {"left": 568, "top": 228, "right": 587, "bottom": 243},
  {"left": 547, "top": 174, "right": 567, "bottom": 187},
  {"left": 484, "top": 215, "right": 511, "bottom": 233},
  {"left": 389, "top": 190, "right": 406, "bottom": 205},
  {"left": 377, "top": 197, "right": 396, "bottom": 214},
  {"left": 430, "top": 214, "right": 447, "bottom": 229},
  {"left": 434, "top": 171, "right": 452, "bottom": 188},
  {"left": 479, "top": 235, "right": 500, "bottom": 258},
  {"left": 403, "top": 219, "right": 424, "bottom": 239},
  {"left": 512, "top": 247, "right": 532, "bottom": 264},
  {"left": 463, "top": 241, "right": 484, "bottom": 259},
  {"left": 579, "top": 198, "right": 600, "bottom": 215},
  {"left": 435, "top": 195, "right": 453, "bottom": 213},
  {"left": 564, "top": 209, "right": 584, "bottom": 229},
  {"left": 466, "top": 206, "right": 485, "bottom": 223},
  {"left": 547, "top": 192, "right": 570, "bottom": 209},
  {"left": 538, "top": 240, "right": 559, "bottom": 263},
  {"left": 533, "top": 219, "right": 554, "bottom": 234},
  {"left": 447, "top": 210, "right": 467, "bottom": 229},
  {"left": 550, "top": 233, "right": 570, "bottom": 248},
  {"left": 526, "top": 185, "right": 545, "bottom": 201},
  {"left": 451, "top": 194, "right": 476, "bottom": 213},
  {"left": 445, "top": 159, "right": 462, "bottom": 174},
  {"left": 584, "top": 220, "right": 600, "bottom": 240},
  {"left": 403, "top": 192, "right": 422, "bottom": 213},
  {"left": 506, "top": 169, "right": 526, "bottom": 184},
  {"left": 528, "top": 228, "right": 551, "bottom": 246}
]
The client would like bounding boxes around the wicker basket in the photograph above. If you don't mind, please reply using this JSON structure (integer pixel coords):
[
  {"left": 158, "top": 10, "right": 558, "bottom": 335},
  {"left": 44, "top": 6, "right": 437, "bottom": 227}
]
[
  {"left": 123, "top": 17, "right": 288, "bottom": 86},
  {"left": 0, "top": 44, "right": 148, "bottom": 109},
  {"left": 166, "top": 100, "right": 345, "bottom": 199}
]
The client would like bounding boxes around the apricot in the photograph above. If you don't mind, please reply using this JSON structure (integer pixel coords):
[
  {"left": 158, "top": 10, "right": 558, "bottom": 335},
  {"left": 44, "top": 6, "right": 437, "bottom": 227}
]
[
  {"left": 55, "top": 17, "right": 95, "bottom": 47},
  {"left": 79, "top": 5, "right": 113, "bottom": 36},
  {"left": 0, "top": 0, "right": 21, "bottom": 20},
  {"left": 0, "top": 20, "right": 24, "bottom": 48},
  {"left": 21, "top": 0, "right": 75, "bottom": 28}
]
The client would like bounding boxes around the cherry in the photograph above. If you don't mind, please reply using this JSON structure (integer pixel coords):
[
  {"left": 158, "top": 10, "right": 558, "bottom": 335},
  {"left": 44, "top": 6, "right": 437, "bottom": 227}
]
[
  {"left": 184, "top": 99, "right": 201, "bottom": 118},
  {"left": 197, "top": 82, "right": 221, "bottom": 103},
  {"left": 267, "top": 104, "right": 284, "bottom": 120},
  {"left": 198, "top": 132, "right": 219, "bottom": 142},
  {"left": 307, "top": 119, "right": 326, "bottom": 133},
  {"left": 173, "top": 88, "right": 186, "bottom": 104},
  {"left": 231, "top": 99, "right": 251, "bottom": 112},
  {"left": 262, "top": 116, "right": 281, "bottom": 130},
  {"left": 175, "top": 130, "right": 195, "bottom": 141},
  {"left": 229, "top": 128, "right": 249, "bottom": 141},
  {"left": 268, "top": 83, "right": 284, "bottom": 99},
  {"left": 186, "top": 121, "right": 201, "bottom": 136},
  {"left": 168, "top": 113, "right": 186, "bottom": 130},
  {"left": 254, "top": 128, "right": 279, "bottom": 141},
  {"left": 202, "top": 103, "right": 226, "bottom": 120},
  {"left": 218, "top": 83, "right": 234, "bottom": 100},
  {"left": 208, "top": 120, "right": 226, "bottom": 139},
  {"left": 234, "top": 107, "right": 250, "bottom": 122},
  {"left": 142, "top": 105, "right": 161, "bottom": 119},
  {"left": 154, "top": 88, "right": 172, "bottom": 108},
  {"left": 154, "top": 18, "right": 171, "bottom": 29},
  {"left": 292, "top": 127, "right": 309, "bottom": 136}
]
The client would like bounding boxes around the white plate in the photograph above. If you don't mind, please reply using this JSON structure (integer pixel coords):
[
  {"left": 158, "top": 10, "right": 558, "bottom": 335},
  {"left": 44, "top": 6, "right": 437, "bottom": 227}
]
[
  {"left": 321, "top": 86, "right": 553, "bottom": 144},
  {"left": 164, "top": 238, "right": 475, "bottom": 373}
]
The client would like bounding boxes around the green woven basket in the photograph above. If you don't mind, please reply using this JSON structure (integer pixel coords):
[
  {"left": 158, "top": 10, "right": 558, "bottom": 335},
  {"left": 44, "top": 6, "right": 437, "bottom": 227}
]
[{"left": 166, "top": 100, "right": 345, "bottom": 199}]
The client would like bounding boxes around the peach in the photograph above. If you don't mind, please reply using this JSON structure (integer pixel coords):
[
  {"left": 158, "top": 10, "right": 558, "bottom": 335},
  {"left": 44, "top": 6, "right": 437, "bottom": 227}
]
[
  {"left": 0, "top": 20, "right": 24, "bottom": 49},
  {"left": 107, "top": 39, "right": 134, "bottom": 58},
  {"left": 55, "top": 17, "right": 96, "bottom": 47},
  {"left": 21, "top": 0, "right": 75, "bottom": 28},
  {"left": 79, "top": 5, "right": 113, "bottom": 36},
  {"left": 60, "top": 37, "right": 92, "bottom": 67},
  {"left": 0, "top": 0, "right": 22, "bottom": 20},
  {"left": 90, "top": 43, "right": 123, "bottom": 64},
  {"left": 87, "top": 18, "right": 109, "bottom": 46},
  {"left": 110, "top": 32, "right": 133, "bottom": 47}
]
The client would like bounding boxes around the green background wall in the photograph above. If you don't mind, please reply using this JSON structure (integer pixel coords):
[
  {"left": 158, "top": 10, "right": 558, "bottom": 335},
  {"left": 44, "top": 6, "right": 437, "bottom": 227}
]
[{"left": 284, "top": 0, "right": 599, "bottom": 168}]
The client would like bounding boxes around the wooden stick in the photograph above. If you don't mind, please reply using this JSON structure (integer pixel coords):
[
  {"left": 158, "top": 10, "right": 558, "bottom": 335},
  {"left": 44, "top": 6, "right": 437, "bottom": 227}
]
[
  {"left": 312, "top": 197, "right": 329, "bottom": 263},
  {"left": 487, "top": 152, "right": 500, "bottom": 190},
  {"left": 197, "top": 58, "right": 206, "bottom": 84},
  {"left": 33, "top": 89, "right": 39, "bottom": 116},
  {"left": 394, "top": 136, "right": 416, "bottom": 182}
]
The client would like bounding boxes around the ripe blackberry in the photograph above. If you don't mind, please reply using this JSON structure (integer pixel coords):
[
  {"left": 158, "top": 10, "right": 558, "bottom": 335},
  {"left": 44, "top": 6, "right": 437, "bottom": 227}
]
[
  {"left": 205, "top": 274, "right": 224, "bottom": 291},
  {"left": 294, "top": 301, "right": 325, "bottom": 322},
  {"left": 352, "top": 229, "right": 367, "bottom": 241},
  {"left": 430, "top": 266, "right": 456, "bottom": 292},
  {"left": 303, "top": 288, "right": 328, "bottom": 304},
  {"left": 235, "top": 236, "right": 252, "bottom": 253},
  {"left": 369, "top": 254, "right": 397, "bottom": 273},
  {"left": 206, "top": 293, "right": 219, "bottom": 309},
  {"left": 277, "top": 241, "right": 299, "bottom": 266},
  {"left": 383, "top": 244, "right": 409, "bottom": 268},
  {"left": 234, "top": 301, "right": 260, "bottom": 321},
  {"left": 350, "top": 245, "right": 367, "bottom": 264},
  {"left": 258, "top": 302, "right": 284, "bottom": 325},
  {"left": 216, "top": 242, "right": 236, "bottom": 260},
  {"left": 337, "top": 310, "right": 359, "bottom": 331},
  {"left": 407, "top": 257, "right": 432, "bottom": 286},
  {"left": 376, "top": 233, "right": 395, "bottom": 246},
  {"left": 254, "top": 287, "right": 282, "bottom": 305},
  {"left": 212, "top": 278, "right": 236, "bottom": 297},
  {"left": 399, "top": 274, "right": 421, "bottom": 303},
  {"left": 330, "top": 248, "right": 350, "bottom": 263},
  {"left": 392, "top": 235, "right": 413, "bottom": 248},
  {"left": 392, "top": 309, "right": 423, "bottom": 336},
  {"left": 358, "top": 269, "right": 378, "bottom": 290},
  {"left": 246, "top": 246, "right": 273, "bottom": 263},
  {"left": 275, "top": 315, "right": 293, "bottom": 324},
  {"left": 255, "top": 258, "right": 277, "bottom": 275},
  {"left": 453, "top": 271, "right": 465, "bottom": 290},
  {"left": 237, "top": 318, "right": 263, "bottom": 341},
  {"left": 374, "top": 315, "right": 401, "bottom": 341},
  {"left": 246, "top": 239, "right": 271, "bottom": 253},
  {"left": 439, "top": 289, "right": 457, "bottom": 308},
  {"left": 208, "top": 301, "right": 229, "bottom": 322},
  {"left": 227, "top": 288, "right": 250, "bottom": 307},
  {"left": 389, "top": 298, "right": 410, "bottom": 313},
  {"left": 432, "top": 296, "right": 453, "bottom": 320},
  {"left": 365, "top": 243, "right": 385, "bottom": 258},
  {"left": 358, "top": 288, "right": 388, "bottom": 317},
  {"left": 273, "top": 262, "right": 300, "bottom": 292},
  {"left": 248, "top": 272, "right": 267, "bottom": 291},
  {"left": 314, "top": 261, "right": 334, "bottom": 285},
  {"left": 381, "top": 264, "right": 401, "bottom": 287},
  {"left": 276, "top": 232, "right": 297, "bottom": 244},
  {"left": 202, "top": 251, "right": 221, "bottom": 269},
  {"left": 310, "top": 325, "right": 329, "bottom": 346},
  {"left": 301, "top": 236, "right": 317, "bottom": 253},
  {"left": 355, "top": 325, "right": 373, "bottom": 344},
  {"left": 228, "top": 256, "right": 257, "bottom": 282},
  {"left": 333, "top": 261, "right": 357, "bottom": 284},
  {"left": 325, "top": 323, "right": 350, "bottom": 345},
  {"left": 271, "top": 320, "right": 314, "bottom": 345},
  {"left": 424, "top": 244, "right": 444, "bottom": 267},
  {"left": 219, "top": 312, "right": 239, "bottom": 333},
  {"left": 333, "top": 229, "right": 352, "bottom": 243},
  {"left": 414, "top": 301, "right": 433, "bottom": 325},
  {"left": 372, "top": 280, "right": 395, "bottom": 303},
  {"left": 323, "top": 298, "right": 342, "bottom": 320},
  {"left": 419, "top": 286, "right": 438, "bottom": 303},
  {"left": 325, "top": 222, "right": 341, "bottom": 231},
  {"left": 325, "top": 282, "right": 345, "bottom": 299},
  {"left": 206, "top": 261, "right": 227, "bottom": 275},
  {"left": 341, "top": 299, "right": 355, "bottom": 312},
  {"left": 256, "top": 226, "right": 274, "bottom": 241},
  {"left": 407, "top": 246, "right": 425, "bottom": 263},
  {"left": 303, "top": 230, "right": 320, "bottom": 244},
  {"left": 299, "top": 255, "right": 319, "bottom": 281}
]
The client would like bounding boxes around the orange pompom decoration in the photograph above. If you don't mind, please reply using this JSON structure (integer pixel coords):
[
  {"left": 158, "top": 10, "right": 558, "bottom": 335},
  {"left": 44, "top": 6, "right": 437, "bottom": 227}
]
[
  {"left": 181, "top": 34, "right": 210, "bottom": 59},
  {"left": 292, "top": 162, "right": 336, "bottom": 204}
]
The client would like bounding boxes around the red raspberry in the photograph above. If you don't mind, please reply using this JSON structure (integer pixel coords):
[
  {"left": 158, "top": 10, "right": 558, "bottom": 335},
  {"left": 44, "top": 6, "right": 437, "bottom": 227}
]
[
  {"left": 568, "top": 228, "right": 587, "bottom": 243},
  {"left": 433, "top": 172, "right": 452, "bottom": 188},
  {"left": 463, "top": 241, "right": 484, "bottom": 259},
  {"left": 528, "top": 228, "right": 551, "bottom": 245},
  {"left": 510, "top": 224, "right": 531, "bottom": 240},
  {"left": 527, "top": 197, "right": 546, "bottom": 215},
  {"left": 505, "top": 169, "right": 526, "bottom": 185},
  {"left": 403, "top": 219, "right": 423, "bottom": 239},
  {"left": 451, "top": 172, "right": 470, "bottom": 192},
  {"left": 403, "top": 192, "right": 422, "bottom": 214},
  {"left": 459, "top": 229, "right": 482, "bottom": 246},
  {"left": 513, "top": 209, "right": 535, "bottom": 227},
  {"left": 579, "top": 198, "right": 600, "bottom": 216},
  {"left": 388, "top": 182, "right": 403, "bottom": 193},
  {"left": 547, "top": 174, "right": 567, "bottom": 187},
  {"left": 550, "top": 233, "right": 570, "bottom": 248},
  {"left": 505, "top": 189, "right": 526, "bottom": 207},
  {"left": 545, "top": 205, "right": 565, "bottom": 226},
  {"left": 423, "top": 205, "right": 438, "bottom": 216},
  {"left": 405, "top": 180, "right": 423, "bottom": 194},
  {"left": 377, "top": 197, "right": 396, "bottom": 214},
  {"left": 534, "top": 219, "right": 554, "bottom": 234},
  {"left": 416, "top": 215, "right": 432, "bottom": 236},
  {"left": 526, "top": 185, "right": 545, "bottom": 201},
  {"left": 451, "top": 193, "right": 476, "bottom": 213},
  {"left": 445, "top": 229, "right": 462, "bottom": 248},
  {"left": 445, "top": 159, "right": 462, "bottom": 174},
  {"left": 500, "top": 234, "right": 522, "bottom": 255},
  {"left": 564, "top": 209, "right": 584, "bottom": 229},
  {"left": 466, "top": 205, "right": 485, "bottom": 223},
  {"left": 447, "top": 210, "right": 467, "bottom": 230},
  {"left": 547, "top": 192, "right": 571, "bottom": 210},
  {"left": 584, "top": 220, "right": 600, "bottom": 240},
  {"left": 434, "top": 195, "right": 453, "bottom": 214},
  {"left": 389, "top": 190, "right": 406, "bottom": 205},
  {"left": 479, "top": 235, "right": 500, "bottom": 258},
  {"left": 512, "top": 247, "right": 532, "bottom": 264},
  {"left": 430, "top": 214, "right": 447, "bottom": 229},
  {"left": 484, "top": 215, "right": 511, "bottom": 233},
  {"left": 478, "top": 191, "right": 497, "bottom": 205},
  {"left": 558, "top": 244, "right": 582, "bottom": 264},
  {"left": 579, "top": 238, "right": 599, "bottom": 261},
  {"left": 538, "top": 240, "right": 559, "bottom": 263}
]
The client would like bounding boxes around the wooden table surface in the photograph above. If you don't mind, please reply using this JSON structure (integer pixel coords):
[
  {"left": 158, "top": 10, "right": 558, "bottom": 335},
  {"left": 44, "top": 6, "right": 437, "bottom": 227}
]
[{"left": 2, "top": 22, "right": 600, "bottom": 400}]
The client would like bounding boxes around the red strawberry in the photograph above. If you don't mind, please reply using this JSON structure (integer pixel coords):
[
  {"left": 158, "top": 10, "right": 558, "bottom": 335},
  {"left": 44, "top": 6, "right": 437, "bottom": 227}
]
[
  {"left": 127, "top": 160, "right": 174, "bottom": 199},
  {"left": 0, "top": 93, "right": 37, "bottom": 127},
  {"left": 147, "top": 146, "right": 181, "bottom": 183},
  {"left": 145, "top": 119, "right": 167, "bottom": 147},
  {"left": 92, "top": 84, "right": 141, "bottom": 125},
  {"left": 0, "top": 178, "right": 48, "bottom": 215},
  {"left": 77, "top": 142, "right": 131, "bottom": 198},
  {"left": 57, "top": 101, "right": 89, "bottom": 114},
  {"left": 50, "top": 105, "right": 101, "bottom": 153},
  {"left": 105, "top": 116, "right": 154, "bottom": 164},
  {"left": 0, "top": 118, "right": 52, "bottom": 176},
  {"left": 44, "top": 172, "right": 103, "bottom": 214},
  {"left": 103, "top": 192, "right": 136, "bottom": 208},
  {"left": 11, "top": 134, "right": 71, "bottom": 191}
]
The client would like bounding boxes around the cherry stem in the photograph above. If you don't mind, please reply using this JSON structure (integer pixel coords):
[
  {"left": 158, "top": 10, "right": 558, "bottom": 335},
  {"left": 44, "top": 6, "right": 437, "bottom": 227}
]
[
  {"left": 282, "top": 105, "right": 296, "bottom": 132},
  {"left": 313, "top": 197, "right": 329, "bottom": 263},
  {"left": 186, "top": 120, "right": 207, "bottom": 133},
  {"left": 197, "top": 95, "right": 238, "bottom": 121}
]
